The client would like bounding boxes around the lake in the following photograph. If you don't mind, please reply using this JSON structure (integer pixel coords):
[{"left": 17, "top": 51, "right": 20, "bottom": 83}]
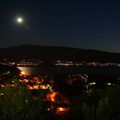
[{"left": 18, "top": 66, "right": 120, "bottom": 76}]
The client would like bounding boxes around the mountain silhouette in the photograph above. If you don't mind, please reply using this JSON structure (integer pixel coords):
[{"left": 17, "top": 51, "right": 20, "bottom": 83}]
[{"left": 0, "top": 45, "right": 120, "bottom": 63}]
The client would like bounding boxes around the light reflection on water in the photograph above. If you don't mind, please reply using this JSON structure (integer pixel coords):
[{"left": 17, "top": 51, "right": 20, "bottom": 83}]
[
  {"left": 18, "top": 67, "right": 51, "bottom": 75},
  {"left": 18, "top": 67, "right": 32, "bottom": 74}
]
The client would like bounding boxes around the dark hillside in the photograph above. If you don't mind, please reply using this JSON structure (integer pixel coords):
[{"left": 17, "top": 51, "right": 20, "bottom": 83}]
[{"left": 0, "top": 45, "right": 119, "bottom": 62}]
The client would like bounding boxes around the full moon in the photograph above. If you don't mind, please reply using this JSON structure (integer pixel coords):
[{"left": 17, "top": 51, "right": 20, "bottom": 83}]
[{"left": 17, "top": 17, "right": 23, "bottom": 23}]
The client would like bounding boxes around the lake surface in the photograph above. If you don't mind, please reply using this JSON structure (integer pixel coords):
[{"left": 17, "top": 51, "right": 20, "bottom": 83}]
[{"left": 18, "top": 66, "right": 120, "bottom": 76}]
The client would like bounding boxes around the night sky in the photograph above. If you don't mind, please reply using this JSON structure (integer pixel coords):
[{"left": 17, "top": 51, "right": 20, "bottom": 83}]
[{"left": 0, "top": 0, "right": 120, "bottom": 52}]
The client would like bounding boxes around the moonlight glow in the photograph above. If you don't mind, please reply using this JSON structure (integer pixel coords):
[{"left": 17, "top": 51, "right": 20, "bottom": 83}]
[{"left": 17, "top": 17, "right": 23, "bottom": 23}]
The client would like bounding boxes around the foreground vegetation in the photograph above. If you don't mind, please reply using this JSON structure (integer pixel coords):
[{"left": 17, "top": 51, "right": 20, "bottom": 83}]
[
  {"left": 0, "top": 77, "right": 50, "bottom": 120},
  {"left": 0, "top": 77, "right": 120, "bottom": 120},
  {"left": 68, "top": 86, "right": 120, "bottom": 120}
]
